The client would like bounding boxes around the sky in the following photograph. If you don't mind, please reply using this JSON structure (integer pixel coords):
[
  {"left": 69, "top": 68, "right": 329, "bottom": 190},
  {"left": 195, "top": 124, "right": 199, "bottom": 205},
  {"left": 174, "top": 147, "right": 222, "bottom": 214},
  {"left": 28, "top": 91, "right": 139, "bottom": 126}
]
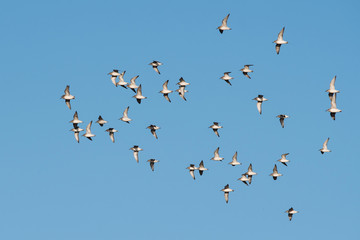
[{"left": 0, "top": 0, "right": 359, "bottom": 239}]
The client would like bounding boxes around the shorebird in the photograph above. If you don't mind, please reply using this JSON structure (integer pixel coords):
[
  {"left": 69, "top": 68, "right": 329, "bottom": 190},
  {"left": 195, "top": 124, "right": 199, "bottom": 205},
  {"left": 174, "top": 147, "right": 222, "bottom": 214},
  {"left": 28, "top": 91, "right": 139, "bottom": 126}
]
[
  {"left": 211, "top": 147, "right": 224, "bottom": 161},
  {"left": 209, "top": 122, "right": 222, "bottom": 137},
  {"left": 69, "top": 111, "right": 83, "bottom": 128},
  {"left": 186, "top": 164, "right": 198, "bottom": 180},
  {"left": 274, "top": 27, "right": 288, "bottom": 55},
  {"left": 147, "top": 159, "right": 159, "bottom": 171},
  {"left": 119, "top": 106, "right": 132, "bottom": 123},
  {"left": 127, "top": 75, "right": 139, "bottom": 93},
  {"left": 70, "top": 126, "right": 84, "bottom": 143},
  {"left": 133, "top": 84, "right": 147, "bottom": 104},
  {"left": 117, "top": 71, "right": 128, "bottom": 88},
  {"left": 270, "top": 164, "right": 282, "bottom": 180},
  {"left": 82, "top": 121, "right": 95, "bottom": 141},
  {"left": 327, "top": 93, "right": 341, "bottom": 120},
  {"left": 176, "top": 86, "right": 188, "bottom": 101},
  {"left": 220, "top": 72, "right": 233, "bottom": 86},
  {"left": 129, "top": 145, "right": 143, "bottom": 163},
  {"left": 61, "top": 85, "right": 75, "bottom": 110},
  {"left": 108, "top": 69, "right": 121, "bottom": 76},
  {"left": 253, "top": 95, "right": 268, "bottom": 114},
  {"left": 177, "top": 77, "right": 190, "bottom": 87},
  {"left": 277, "top": 153, "right": 290, "bottom": 166},
  {"left": 149, "top": 61, "right": 162, "bottom": 74},
  {"left": 326, "top": 76, "right": 340, "bottom": 101},
  {"left": 246, "top": 164, "right": 257, "bottom": 184},
  {"left": 147, "top": 125, "right": 160, "bottom": 139},
  {"left": 319, "top": 138, "right": 331, "bottom": 154},
  {"left": 160, "top": 80, "right": 173, "bottom": 102},
  {"left": 277, "top": 114, "right": 289, "bottom": 128},
  {"left": 285, "top": 207, "right": 299, "bottom": 221},
  {"left": 198, "top": 160, "right": 208, "bottom": 176},
  {"left": 240, "top": 65, "right": 253, "bottom": 79},
  {"left": 221, "top": 184, "right": 234, "bottom": 203},
  {"left": 229, "top": 151, "right": 241, "bottom": 166},
  {"left": 238, "top": 174, "right": 250, "bottom": 186},
  {"left": 96, "top": 115, "right": 107, "bottom": 127},
  {"left": 217, "top": 14, "right": 231, "bottom": 34},
  {"left": 105, "top": 128, "right": 118, "bottom": 143}
]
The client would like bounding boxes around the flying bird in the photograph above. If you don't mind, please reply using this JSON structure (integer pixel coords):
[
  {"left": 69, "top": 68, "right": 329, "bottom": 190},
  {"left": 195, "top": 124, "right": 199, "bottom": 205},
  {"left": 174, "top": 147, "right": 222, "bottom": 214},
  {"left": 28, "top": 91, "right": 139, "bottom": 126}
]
[
  {"left": 253, "top": 95, "right": 268, "bottom": 114},
  {"left": 246, "top": 164, "right": 257, "bottom": 184},
  {"left": 277, "top": 153, "right": 290, "bottom": 166},
  {"left": 220, "top": 72, "right": 233, "bottom": 86},
  {"left": 229, "top": 151, "right": 241, "bottom": 166},
  {"left": 70, "top": 126, "right": 84, "bottom": 143},
  {"left": 319, "top": 138, "right": 331, "bottom": 154},
  {"left": 160, "top": 80, "right": 173, "bottom": 102},
  {"left": 147, "top": 159, "right": 159, "bottom": 171},
  {"left": 209, "top": 122, "right": 222, "bottom": 137},
  {"left": 82, "top": 121, "right": 95, "bottom": 141},
  {"left": 130, "top": 145, "right": 143, "bottom": 163},
  {"left": 147, "top": 125, "right": 160, "bottom": 139},
  {"left": 177, "top": 77, "right": 190, "bottom": 87},
  {"left": 198, "top": 160, "right": 208, "bottom": 176},
  {"left": 176, "top": 86, "right": 188, "bottom": 101},
  {"left": 133, "top": 84, "right": 147, "bottom": 104},
  {"left": 149, "top": 61, "right": 162, "bottom": 74},
  {"left": 108, "top": 69, "right": 120, "bottom": 86},
  {"left": 61, "top": 85, "right": 75, "bottom": 110},
  {"left": 119, "top": 106, "right": 132, "bottom": 123},
  {"left": 105, "top": 128, "right": 118, "bottom": 143},
  {"left": 127, "top": 75, "right": 139, "bottom": 93},
  {"left": 285, "top": 207, "right": 299, "bottom": 221},
  {"left": 274, "top": 27, "right": 288, "bottom": 54},
  {"left": 238, "top": 174, "right": 250, "bottom": 186},
  {"left": 211, "top": 147, "right": 224, "bottom": 161},
  {"left": 269, "top": 164, "right": 282, "bottom": 180},
  {"left": 240, "top": 65, "right": 253, "bottom": 79},
  {"left": 69, "top": 111, "right": 83, "bottom": 128},
  {"left": 220, "top": 184, "right": 234, "bottom": 203},
  {"left": 186, "top": 164, "right": 198, "bottom": 180},
  {"left": 277, "top": 114, "right": 289, "bottom": 128},
  {"left": 326, "top": 76, "right": 340, "bottom": 101},
  {"left": 217, "top": 14, "right": 231, "bottom": 34},
  {"left": 327, "top": 93, "right": 341, "bottom": 120},
  {"left": 96, "top": 115, "right": 107, "bottom": 127},
  {"left": 117, "top": 71, "right": 128, "bottom": 88}
]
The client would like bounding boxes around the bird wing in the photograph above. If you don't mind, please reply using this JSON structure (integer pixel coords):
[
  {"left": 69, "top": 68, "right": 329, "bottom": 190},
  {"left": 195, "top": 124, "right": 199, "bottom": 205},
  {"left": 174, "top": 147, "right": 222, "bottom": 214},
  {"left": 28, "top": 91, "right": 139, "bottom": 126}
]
[
  {"left": 190, "top": 170, "right": 195, "bottom": 180},
  {"left": 281, "top": 153, "right": 289, "bottom": 158},
  {"left": 273, "top": 164, "right": 278, "bottom": 173},
  {"left": 74, "top": 132, "right": 79, "bottom": 143},
  {"left": 232, "top": 152, "right": 237, "bottom": 162},
  {"left": 329, "top": 76, "right": 336, "bottom": 90},
  {"left": 278, "top": 27, "right": 285, "bottom": 41},
  {"left": 162, "top": 80, "right": 169, "bottom": 90},
  {"left": 151, "top": 129, "right": 158, "bottom": 139},
  {"left": 73, "top": 111, "right": 79, "bottom": 120},
  {"left": 331, "top": 93, "right": 337, "bottom": 108},
  {"left": 280, "top": 117, "right": 285, "bottom": 128},
  {"left": 150, "top": 161, "right": 155, "bottom": 171},
  {"left": 137, "top": 84, "right": 143, "bottom": 96},
  {"left": 153, "top": 66, "right": 160, "bottom": 74},
  {"left": 109, "top": 132, "right": 115, "bottom": 143},
  {"left": 224, "top": 192, "right": 229, "bottom": 203},
  {"left": 323, "top": 138, "right": 330, "bottom": 148},
  {"left": 133, "top": 151, "right": 139, "bottom": 163},
  {"left": 111, "top": 76, "right": 117, "bottom": 86},
  {"left": 222, "top": 14, "right": 230, "bottom": 26},
  {"left": 123, "top": 106, "right": 129, "bottom": 118},
  {"left": 65, "top": 100, "right": 71, "bottom": 110},
  {"left": 164, "top": 94, "right": 171, "bottom": 103},
  {"left": 275, "top": 44, "right": 281, "bottom": 54},
  {"left": 130, "top": 75, "right": 139, "bottom": 84},
  {"left": 256, "top": 101, "right": 262, "bottom": 114},
  {"left": 86, "top": 121, "right": 92, "bottom": 133},
  {"left": 64, "top": 85, "right": 70, "bottom": 95},
  {"left": 214, "top": 147, "right": 220, "bottom": 158}
]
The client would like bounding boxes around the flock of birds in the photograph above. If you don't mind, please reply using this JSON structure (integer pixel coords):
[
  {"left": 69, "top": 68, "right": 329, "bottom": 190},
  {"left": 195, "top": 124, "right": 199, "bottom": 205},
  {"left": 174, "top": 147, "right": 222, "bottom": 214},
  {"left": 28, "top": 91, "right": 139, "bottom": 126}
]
[{"left": 60, "top": 14, "right": 342, "bottom": 222}]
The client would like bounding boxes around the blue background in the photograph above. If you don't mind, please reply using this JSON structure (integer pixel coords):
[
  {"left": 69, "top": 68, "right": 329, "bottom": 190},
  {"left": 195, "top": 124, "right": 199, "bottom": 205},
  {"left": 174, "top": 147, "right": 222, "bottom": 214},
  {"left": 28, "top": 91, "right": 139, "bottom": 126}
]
[{"left": 0, "top": 0, "right": 359, "bottom": 239}]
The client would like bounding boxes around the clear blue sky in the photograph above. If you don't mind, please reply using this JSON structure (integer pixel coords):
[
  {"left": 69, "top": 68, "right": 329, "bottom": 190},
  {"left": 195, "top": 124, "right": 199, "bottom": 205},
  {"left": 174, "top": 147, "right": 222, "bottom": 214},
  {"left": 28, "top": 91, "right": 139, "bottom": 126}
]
[{"left": 0, "top": 0, "right": 359, "bottom": 239}]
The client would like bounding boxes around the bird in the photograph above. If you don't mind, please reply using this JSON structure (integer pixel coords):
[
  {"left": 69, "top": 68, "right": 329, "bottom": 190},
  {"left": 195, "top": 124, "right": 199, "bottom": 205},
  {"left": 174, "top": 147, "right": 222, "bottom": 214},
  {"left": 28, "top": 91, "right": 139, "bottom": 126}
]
[
  {"left": 176, "top": 86, "right": 188, "bottom": 101},
  {"left": 69, "top": 111, "right": 83, "bottom": 128},
  {"left": 246, "top": 164, "right": 257, "bottom": 184},
  {"left": 149, "top": 61, "right": 162, "bottom": 74},
  {"left": 229, "top": 151, "right": 241, "bottom": 166},
  {"left": 274, "top": 27, "right": 288, "bottom": 54},
  {"left": 327, "top": 93, "right": 341, "bottom": 120},
  {"left": 277, "top": 114, "right": 290, "bottom": 128},
  {"left": 96, "top": 115, "right": 107, "bottom": 127},
  {"left": 209, "top": 122, "right": 222, "bottom": 137},
  {"left": 177, "top": 77, "right": 190, "bottom": 87},
  {"left": 129, "top": 145, "right": 143, "bottom": 163},
  {"left": 220, "top": 72, "right": 233, "bottom": 86},
  {"left": 240, "top": 65, "right": 253, "bottom": 79},
  {"left": 127, "top": 75, "right": 139, "bottom": 93},
  {"left": 211, "top": 147, "right": 224, "bottom": 161},
  {"left": 61, "top": 85, "right": 75, "bottom": 110},
  {"left": 186, "top": 164, "right": 198, "bottom": 180},
  {"left": 147, "top": 125, "right": 160, "bottom": 139},
  {"left": 108, "top": 69, "right": 121, "bottom": 76},
  {"left": 220, "top": 184, "right": 234, "bottom": 203},
  {"left": 82, "top": 121, "right": 95, "bottom": 141},
  {"left": 117, "top": 71, "right": 128, "bottom": 89},
  {"left": 217, "top": 14, "right": 231, "bottom": 34},
  {"left": 159, "top": 80, "right": 173, "bottom": 102},
  {"left": 285, "top": 207, "right": 299, "bottom": 221},
  {"left": 198, "top": 160, "right": 208, "bottom": 176},
  {"left": 119, "top": 106, "right": 132, "bottom": 123},
  {"left": 147, "top": 159, "right": 159, "bottom": 171},
  {"left": 253, "top": 95, "right": 268, "bottom": 114},
  {"left": 326, "top": 76, "right": 340, "bottom": 101},
  {"left": 269, "top": 164, "right": 282, "bottom": 180},
  {"left": 70, "top": 126, "right": 84, "bottom": 143},
  {"left": 133, "top": 84, "right": 147, "bottom": 104},
  {"left": 105, "top": 128, "right": 118, "bottom": 143},
  {"left": 110, "top": 75, "right": 118, "bottom": 87},
  {"left": 238, "top": 174, "right": 250, "bottom": 186},
  {"left": 319, "top": 137, "right": 331, "bottom": 154},
  {"left": 277, "top": 153, "right": 290, "bottom": 166}
]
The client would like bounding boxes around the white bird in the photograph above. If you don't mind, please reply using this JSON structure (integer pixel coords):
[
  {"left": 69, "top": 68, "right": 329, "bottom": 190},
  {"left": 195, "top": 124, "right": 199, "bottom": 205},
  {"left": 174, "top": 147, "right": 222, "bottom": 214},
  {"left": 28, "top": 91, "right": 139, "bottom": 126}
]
[
  {"left": 149, "top": 61, "right": 162, "bottom": 74},
  {"left": 246, "top": 164, "right": 257, "bottom": 184},
  {"left": 96, "top": 115, "right": 107, "bottom": 127},
  {"left": 198, "top": 160, "right": 208, "bottom": 176},
  {"left": 277, "top": 114, "right": 290, "bottom": 128},
  {"left": 147, "top": 125, "right": 160, "bottom": 139},
  {"left": 220, "top": 72, "right": 233, "bottom": 86},
  {"left": 209, "top": 122, "right": 222, "bottom": 137},
  {"left": 105, "top": 128, "right": 118, "bottom": 143},
  {"left": 253, "top": 95, "right": 268, "bottom": 115},
  {"left": 176, "top": 86, "right": 188, "bottom": 101},
  {"left": 117, "top": 71, "right": 128, "bottom": 89},
  {"left": 147, "top": 159, "right": 160, "bottom": 171},
  {"left": 186, "top": 164, "right": 198, "bottom": 180},
  {"left": 129, "top": 145, "right": 143, "bottom": 163},
  {"left": 217, "top": 14, "right": 231, "bottom": 34},
  {"left": 133, "top": 84, "right": 147, "bottom": 104},
  {"left": 70, "top": 126, "right": 84, "bottom": 143},
  {"left": 61, "top": 85, "right": 75, "bottom": 110},
  {"left": 285, "top": 207, "right": 299, "bottom": 221},
  {"left": 220, "top": 184, "right": 234, "bottom": 204},
  {"left": 176, "top": 77, "right": 190, "bottom": 87},
  {"left": 229, "top": 151, "right": 241, "bottom": 166},
  {"left": 274, "top": 27, "right": 288, "bottom": 55},
  {"left": 211, "top": 147, "right": 224, "bottom": 161},
  {"left": 240, "top": 65, "right": 253, "bottom": 79},
  {"left": 326, "top": 76, "right": 340, "bottom": 101},
  {"left": 127, "top": 75, "right": 139, "bottom": 93},
  {"left": 277, "top": 153, "right": 290, "bottom": 166},
  {"left": 69, "top": 111, "right": 83, "bottom": 128},
  {"left": 160, "top": 80, "right": 173, "bottom": 102},
  {"left": 327, "top": 93, "right": 341, "bottom": 120},
  {"left": 119, "top": 106, "right": 132, "bottom": 123},
  {"left": 108, "top": 69, "right": 121, "bottom": 76},
  {"left": 238, "top": 174, "right": 250, "bottom": 186},
  {"left": 319, "top": 137, "right": 331, "bottom": 154},
  {"left": 269, "top": 164, "right": 282, "bottom": 180},
  {"left": 82, "top": 121, "right": 95, "bottom": 141}
]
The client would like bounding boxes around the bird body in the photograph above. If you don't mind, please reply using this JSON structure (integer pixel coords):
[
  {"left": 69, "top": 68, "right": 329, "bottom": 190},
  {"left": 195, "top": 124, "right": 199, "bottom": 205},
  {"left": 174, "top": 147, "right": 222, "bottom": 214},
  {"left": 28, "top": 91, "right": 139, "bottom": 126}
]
[
  {"left": 240, "top": 65, "right": 253, "bottom": 79},
  {"left": 211, "top": 147, "right": 224, "bottom": 161},
  {"left": 269, "top": 164, "right": 282, "bottom": 180},
  {"left": 147, "top": 125, "right": 160, "bottom": 139},
  {"left": 209, "top": 122, "right": 222, "bottom": 137},
  {"left": 147, "top": 159, "right": 159, "bottom": 171},
  {"left": 69, "top": 111, "right": 83, "bottom": 127},
  {"left": 277, "top": 114, "right": 289, "bottom": 128},
  {"left": 198, "top": 160, "right": 208, "bottom": 176},
  {"left": 278, "top": 153, "right": 290, "bottom": 166},
  {"left": 149, "top": 61, "right": 162, "bottom": 74},
  {"left": 96, "top": 115, "right": 107, "bottom": 127},
  {"left": 253, "top": 95, "right": 268, "bottom": 114},
  {"left": 274, "top": 27, "right": 288, "bottom": 54},
  {"left": 320, "top": 138, "right": 331, "bottom": 154},
  {"left": 229, "top": 151, "right": 241, "bottom": 166},
  {"left": 186, "top": 164, "right": 198, "bottom": 180},
  {"left": 220, "top": 184, "right": 234, "bottom": 203},
  {"left": 120, "top": 106, "right": 132, "bottom": 123},
  {"left": 105, "top": 128, "right": 118, "bottom": 143},
  {"left": 117, "top": 71, "right": 128, "bottom": 88},
  {"left": 61, "top": 85, "right": 75, "bottom": 109},
  {"left": 160, "top": 80, "right": 173, "bottom": 102},
  {"left": 133, "top": 84, "right": 147, "bottom": 104},
  {"left": 217, "top": 14, "right": 231, "bottom": 34},
  {"left": 82, "top": 121, "right": 95, "bottom": 141},
  {"left": 220, "top": 72, "right": 233, "bottom": 85},
  {"left": 285, "top": 207, "right": 299, "bottom": 221},
  {"left": 130, "top": 145, "right": 143, "bottom": 163}
]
